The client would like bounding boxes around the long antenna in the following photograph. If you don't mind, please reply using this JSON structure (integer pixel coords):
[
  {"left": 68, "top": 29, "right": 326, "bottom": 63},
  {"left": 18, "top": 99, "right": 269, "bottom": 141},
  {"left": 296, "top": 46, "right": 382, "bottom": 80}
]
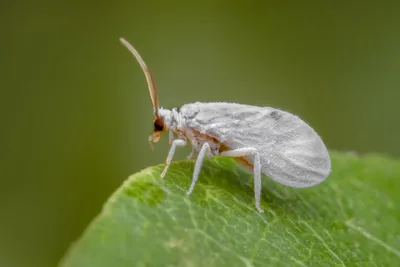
[{"left": 119, "top": 37, "right": 159, "bottom": 117}]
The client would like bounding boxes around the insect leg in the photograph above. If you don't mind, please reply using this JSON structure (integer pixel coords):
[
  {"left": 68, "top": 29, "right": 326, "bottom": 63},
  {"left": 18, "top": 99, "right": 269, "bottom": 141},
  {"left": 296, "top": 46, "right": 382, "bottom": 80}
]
[
  {"left": 161, "top": 139, "right": 187, "bottom": 178},
  {"left": 186, "top": 142, "right": 210, "bottom": 195},
  {"left": 168, "top": 129, "right": 174, "bottom": 145},
  {"left": 220, "top": 148, "right": 264, "bottom": 213},
  {"left": 187, "top": 147, "right": 198, "bottom": 159}
]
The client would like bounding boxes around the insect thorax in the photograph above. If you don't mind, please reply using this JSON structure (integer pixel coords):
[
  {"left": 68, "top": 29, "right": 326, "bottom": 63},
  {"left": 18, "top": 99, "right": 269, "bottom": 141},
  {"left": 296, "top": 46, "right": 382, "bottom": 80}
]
[
  {"left": 158, "top": 107, "right": 183, "bottom": 131},
  {"left": 159, "top": 107, "right": 221, "bottom": 155}
]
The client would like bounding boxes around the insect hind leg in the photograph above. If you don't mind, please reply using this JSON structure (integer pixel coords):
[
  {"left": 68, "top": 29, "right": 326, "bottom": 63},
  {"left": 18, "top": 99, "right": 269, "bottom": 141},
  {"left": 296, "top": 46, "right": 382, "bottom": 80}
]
[
  {"left": 186, "top": 142, "right": 211, "bottom": 195},
  {"left": 220, "top": 147, "right": 264, "bottom": 213}
]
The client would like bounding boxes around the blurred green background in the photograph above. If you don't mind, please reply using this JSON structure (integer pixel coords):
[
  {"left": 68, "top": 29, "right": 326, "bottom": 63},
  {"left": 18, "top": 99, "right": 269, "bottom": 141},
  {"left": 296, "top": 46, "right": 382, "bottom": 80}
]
[{"left": 1, "top": 1, "right": 399, "bottom": 267}]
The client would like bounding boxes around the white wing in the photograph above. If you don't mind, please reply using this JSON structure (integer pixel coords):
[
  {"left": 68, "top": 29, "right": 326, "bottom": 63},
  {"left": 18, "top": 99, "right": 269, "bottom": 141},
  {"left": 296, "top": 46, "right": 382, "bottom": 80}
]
[{"left": 180, "top": 102, "right": 331, "bottom": 188}]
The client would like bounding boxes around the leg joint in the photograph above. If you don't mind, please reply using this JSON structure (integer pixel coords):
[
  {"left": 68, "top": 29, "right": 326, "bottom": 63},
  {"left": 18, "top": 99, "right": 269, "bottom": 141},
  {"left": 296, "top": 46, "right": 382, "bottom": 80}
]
[{"left": 172, "top": 139, "right": 187, "bottom": 147}]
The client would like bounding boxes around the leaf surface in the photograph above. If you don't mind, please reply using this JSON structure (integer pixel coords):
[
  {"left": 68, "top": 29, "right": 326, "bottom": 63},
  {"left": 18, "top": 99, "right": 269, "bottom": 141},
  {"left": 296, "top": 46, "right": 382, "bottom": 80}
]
[{"left": 60, "top": 152, "right": 400, "bottom": 267}]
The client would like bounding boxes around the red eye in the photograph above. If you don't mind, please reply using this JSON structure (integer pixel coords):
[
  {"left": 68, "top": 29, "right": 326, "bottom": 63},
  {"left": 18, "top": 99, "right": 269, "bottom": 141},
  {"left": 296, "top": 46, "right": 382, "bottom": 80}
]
[{"left": 154, "top": 118, "right": 164, "bottom": 132}]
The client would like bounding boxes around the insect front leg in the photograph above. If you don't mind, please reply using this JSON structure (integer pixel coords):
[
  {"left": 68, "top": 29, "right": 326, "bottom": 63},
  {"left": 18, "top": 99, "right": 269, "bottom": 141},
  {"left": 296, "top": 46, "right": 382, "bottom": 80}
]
[
  {"left": 186, "top": 142, "right": 211, "bottom": 195},
  {"left": 161, "top": 138, "right": 187, "bottom": 178},
  {"left": 168, "top": 129, "right": 174, "bottom": 145},
  {"left": 220, "top": 147, "right": 264, "bottom": 213}
]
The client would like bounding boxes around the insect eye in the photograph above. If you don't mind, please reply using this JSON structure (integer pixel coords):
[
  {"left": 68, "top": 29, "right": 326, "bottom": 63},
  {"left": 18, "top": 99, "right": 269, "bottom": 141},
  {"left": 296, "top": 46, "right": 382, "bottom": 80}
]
[{"left": 153, "top": 118, "right": 164, "bottom": 132}]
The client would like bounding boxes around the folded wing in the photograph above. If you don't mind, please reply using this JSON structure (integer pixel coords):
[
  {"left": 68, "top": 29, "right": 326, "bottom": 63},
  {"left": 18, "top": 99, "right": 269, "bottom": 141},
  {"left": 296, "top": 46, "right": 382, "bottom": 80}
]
[{"left": 181, "top": 102, "right": 331, "bottom": 188}]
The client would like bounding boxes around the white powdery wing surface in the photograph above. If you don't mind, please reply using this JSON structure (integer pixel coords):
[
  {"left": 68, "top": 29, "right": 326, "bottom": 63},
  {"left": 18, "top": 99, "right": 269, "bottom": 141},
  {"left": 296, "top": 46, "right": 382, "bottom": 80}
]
[{"left": 180, "top": 102, "right": 331, "bottom": 187}]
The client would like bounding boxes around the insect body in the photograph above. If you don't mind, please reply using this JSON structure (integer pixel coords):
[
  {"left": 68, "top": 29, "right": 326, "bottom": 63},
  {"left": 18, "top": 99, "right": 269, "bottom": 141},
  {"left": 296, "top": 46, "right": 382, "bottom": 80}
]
[{"left": 120, "top": 38, "right": 331, "bottom": 213}]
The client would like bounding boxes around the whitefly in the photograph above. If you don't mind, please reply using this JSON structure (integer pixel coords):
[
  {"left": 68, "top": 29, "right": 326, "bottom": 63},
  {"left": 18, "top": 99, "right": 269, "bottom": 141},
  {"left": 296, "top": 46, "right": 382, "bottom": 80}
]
[{"left": 120, "top": 37, "right": 331, "bottom": 213}]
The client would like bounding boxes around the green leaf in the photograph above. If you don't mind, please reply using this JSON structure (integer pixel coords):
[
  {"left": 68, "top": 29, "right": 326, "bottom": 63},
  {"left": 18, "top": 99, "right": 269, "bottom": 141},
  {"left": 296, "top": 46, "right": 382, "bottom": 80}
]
[{"left": 59, "top": 152, "right": 400, "bottom": 267}]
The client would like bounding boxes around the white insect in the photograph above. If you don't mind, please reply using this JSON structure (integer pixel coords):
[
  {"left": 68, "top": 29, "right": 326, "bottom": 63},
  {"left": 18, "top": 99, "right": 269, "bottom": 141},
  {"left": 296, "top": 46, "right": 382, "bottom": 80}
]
[{"left": 120, "top": 37, "right": 331, "bottom": 213}]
